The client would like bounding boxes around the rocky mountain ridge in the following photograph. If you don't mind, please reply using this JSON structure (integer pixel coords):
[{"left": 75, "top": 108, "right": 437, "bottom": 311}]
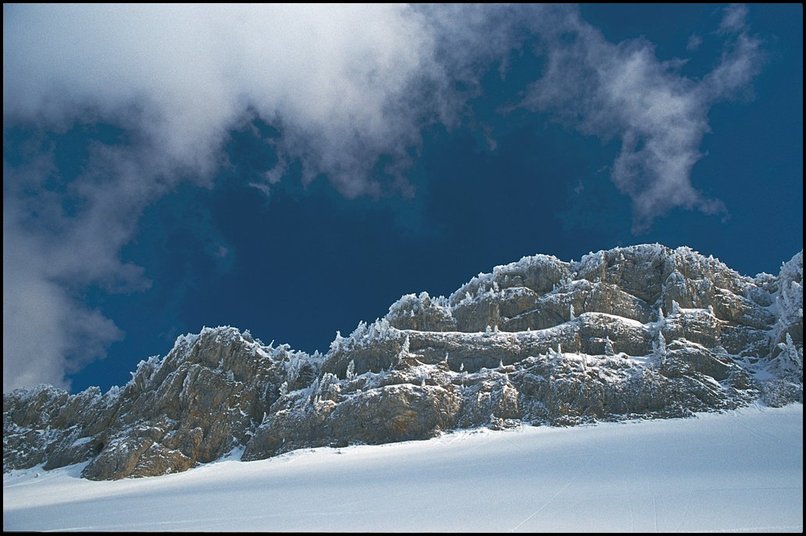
[{"left": 4, "top": 244, "right": 802, "bottom": 480}]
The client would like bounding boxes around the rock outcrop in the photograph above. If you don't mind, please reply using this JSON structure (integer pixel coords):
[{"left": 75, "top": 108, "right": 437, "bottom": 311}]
[{"left": 4, "top": 244, "right": 802, "bottom": 480}]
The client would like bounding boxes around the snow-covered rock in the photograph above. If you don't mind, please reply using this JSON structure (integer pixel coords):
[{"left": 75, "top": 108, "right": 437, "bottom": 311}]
[{"left": 3, "top": 244, "right": 802, "bottom": 480}]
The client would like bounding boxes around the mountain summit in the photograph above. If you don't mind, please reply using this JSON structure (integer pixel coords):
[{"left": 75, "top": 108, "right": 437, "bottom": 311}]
[{"left": 4, "top": 244, "right": 802, "bottom": 480}]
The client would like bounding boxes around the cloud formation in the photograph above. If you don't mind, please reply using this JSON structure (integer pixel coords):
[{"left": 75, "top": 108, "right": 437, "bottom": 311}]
[
  {"left": 4, "top": 4, "right": 448, "bottom": 193},
  {"left": 2, "top": 4, "right": 764, "bottom": 390},
  {"left": 521, "top": 4, "right": 762, "bottom": 232}
]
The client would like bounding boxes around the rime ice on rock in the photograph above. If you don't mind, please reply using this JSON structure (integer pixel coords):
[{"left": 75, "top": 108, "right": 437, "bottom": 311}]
[{"left": 4, "top": 244, "right": 802, "bottom": 480}]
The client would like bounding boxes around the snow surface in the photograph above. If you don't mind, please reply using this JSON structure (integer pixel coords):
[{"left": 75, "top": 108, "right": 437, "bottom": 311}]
[{"left": 3, "top": 404, "right": 802, "bottom": 532}]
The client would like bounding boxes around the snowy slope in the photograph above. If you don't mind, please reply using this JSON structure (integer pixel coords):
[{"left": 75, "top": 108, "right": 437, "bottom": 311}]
[{"left": 4, "top": 403, "right": 802, "bottom": 532}]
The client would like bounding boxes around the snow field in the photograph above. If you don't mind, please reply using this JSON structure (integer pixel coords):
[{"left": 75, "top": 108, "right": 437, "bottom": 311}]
[{"left": 3, "top": 403, "right": 802, "bottom": 532}]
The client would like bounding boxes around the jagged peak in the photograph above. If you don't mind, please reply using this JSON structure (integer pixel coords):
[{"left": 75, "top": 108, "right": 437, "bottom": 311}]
[
  {"left": 329, "top": 317, "right": 398, "bottom": 355},
  {"left": 446, "top": 243, "right": 759, "bottom": 309},
  {"left": 388, "top": 291, "right": 450, "bottom": 313},
  {"left": 3, "top": 382, "right": 68, "bottom": 403},
  {"left": 576, "top": 242, "right": 670, "bottom": 264},
  {"left": 771, "top": 250, "right": 804, "bottom": 343},
  {"left": 779, "top": 250, "right": 803, "bottom": 281},
  {"left": 449, "top": 253, "right": 569, "bottom": 304},
  {"left": 109, "top": 325, "right": 315, "bottom": 399},
  {"left": 169, "top": 325, "right": 299, "bottom": 359},
  {"left": 573, "top": 243, "right": 744, "bottom": 283}
]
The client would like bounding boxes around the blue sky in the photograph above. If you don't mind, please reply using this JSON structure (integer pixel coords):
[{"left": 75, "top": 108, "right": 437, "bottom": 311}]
[{"left": 3, "top": 4, "right": 802, "bottom": 393}]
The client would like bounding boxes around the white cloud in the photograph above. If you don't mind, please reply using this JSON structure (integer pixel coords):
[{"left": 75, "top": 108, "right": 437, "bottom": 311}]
[
  {"left": 521, "top": 4, "right": 762, "bottom": 232},
  {"left": 3, "top": 202, "right": 124, "bottom": 391},
  {"left": 3, "top": 4, "right": 445, "bottom": 195},
  {"left": 719, "top": 4, "right": 749, "bottom": 35}
]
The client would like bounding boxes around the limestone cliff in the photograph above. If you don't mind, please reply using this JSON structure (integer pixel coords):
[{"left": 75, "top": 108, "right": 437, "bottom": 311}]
[{"left": 4, "top": 244, "right": 802, "bottom": 480}]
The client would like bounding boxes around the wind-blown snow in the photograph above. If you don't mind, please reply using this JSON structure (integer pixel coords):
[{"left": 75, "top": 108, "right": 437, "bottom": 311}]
[{"left": 3, "top": 404, "right": 801, "bottom": 532}]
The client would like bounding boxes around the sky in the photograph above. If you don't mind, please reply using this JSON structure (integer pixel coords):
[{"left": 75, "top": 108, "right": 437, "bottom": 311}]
[
  {"left": 3, "top": 4, "right": 803, "bottom": 394},
  {"left": 3, "top": 404, "right": 803, "bottom": 531}
]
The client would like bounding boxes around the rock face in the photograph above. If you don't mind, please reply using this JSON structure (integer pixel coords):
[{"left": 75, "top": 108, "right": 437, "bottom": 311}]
[
  {"left": 4, "top": 244, "right": 803, "bottom": 480},
  {"left": 4, "top": 330, "right": 312, "bottom": 480}
]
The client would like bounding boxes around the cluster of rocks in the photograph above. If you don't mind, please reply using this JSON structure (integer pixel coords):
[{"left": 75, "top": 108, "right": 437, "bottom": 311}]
[{"left": 4, "top": 244, "right": 802, "bottom": 480}]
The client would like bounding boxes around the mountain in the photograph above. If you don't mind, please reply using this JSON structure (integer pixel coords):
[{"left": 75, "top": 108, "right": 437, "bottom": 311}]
[{"left": 3, "top": 244, "right": 802, "bottom": 480}]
